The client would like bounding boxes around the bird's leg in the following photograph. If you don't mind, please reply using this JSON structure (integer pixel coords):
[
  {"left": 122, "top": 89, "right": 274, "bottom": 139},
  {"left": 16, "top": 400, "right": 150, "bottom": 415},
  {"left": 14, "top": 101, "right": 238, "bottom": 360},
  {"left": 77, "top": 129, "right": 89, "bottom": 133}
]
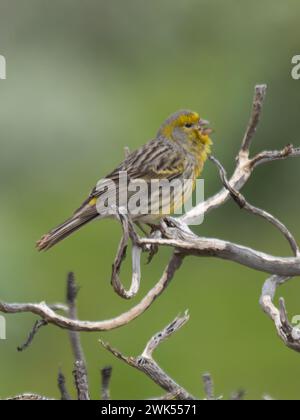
[{"left": 143, "top": 223, "right": 163, "bottom": 265}]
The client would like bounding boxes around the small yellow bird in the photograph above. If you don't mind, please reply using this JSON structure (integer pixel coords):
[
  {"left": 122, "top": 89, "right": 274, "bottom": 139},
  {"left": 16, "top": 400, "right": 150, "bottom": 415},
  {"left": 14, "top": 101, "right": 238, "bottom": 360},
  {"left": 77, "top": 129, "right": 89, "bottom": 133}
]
[{"left": 37, "top": 110, "right": 213, "bottom": 251}]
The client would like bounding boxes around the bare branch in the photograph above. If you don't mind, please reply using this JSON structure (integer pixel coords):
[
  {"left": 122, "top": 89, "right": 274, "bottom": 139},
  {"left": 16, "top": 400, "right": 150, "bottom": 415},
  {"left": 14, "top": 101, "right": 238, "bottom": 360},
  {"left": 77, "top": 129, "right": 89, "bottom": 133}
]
[
  {"left": 58, "top": 369, "right": 72, "bottom": 400},
  {"left": 209, "top": 154, "right": 300, "bottom": 256},
  {"left": 142, "top": 310, "right": 189, "bottom": 358},
  {"left": 140, "top": 234, "right": 300, "bottom": 278},
  {"left": 73, "top": 360, "right": 90, "bottom": 400},
  {"left": 1, "top": 84, "right": 300, "bottom": 401},
  {"left": 99, "top": 312, "right": 195, "bottom": 400},
  {"left": 66, "top": 273, "right": 86, "bottom": 364},
  {"left": 6, "top": 394, "right": 53, "bottom": 400},
  {"left": 49, "top": 303, "right": 69, "bottom": 312},
  {"left": 260, "top": 276, "right": 300, "bottom": 352},
  {"left": 202, "top": 373, "right": 215, "bottom": 400},
  {"left": 0, "top": 253, "right": 184, "bottom": 331},
  {"left": 240, "top": 84, "right": 267, "bottom": 155},
  {"left": 180, "top": 85, "right": 267, "bottom": 226},
  {"left": 251, "top": 144, "right": 300, "bottom": 169},
  {"left": 181, "top": 142, "right": 300, "bottom": 226},
  {"left": 101, "top": 366, "right": 112, "bottom": 400},
  {"left": 17, "top": 319, "right": 48, "bottom": 352},
  {"left": 111, "top": 212, "right": 142, "bottom": 299},
  {"left": 180, "top": 85, "right": 299, "bottom": 227}
]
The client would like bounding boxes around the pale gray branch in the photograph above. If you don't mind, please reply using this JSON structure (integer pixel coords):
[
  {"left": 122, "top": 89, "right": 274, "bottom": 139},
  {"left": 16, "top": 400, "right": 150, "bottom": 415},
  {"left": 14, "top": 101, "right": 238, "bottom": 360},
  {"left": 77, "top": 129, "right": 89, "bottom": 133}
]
[
  {"left": 260, "top": 276, "right": 300, "bottom": 352},
  {"left": 142, "top": 310, "right": 189, "bottom": 358},
  {"left": 111, "top": 212, "right": 142, "bottom": 300},
  {"left": 209, "top": 154, "right": 300, "bottom": 256},
  {"left": 140, "top": 235, "right": 300, "bottom": 277},
  {"left": 251, "top": 144, "right": 300, "bottom": 168},
  {"left": 99, "top": 312, "right": 195, "bottom": 400},
  {"left": 0, "top": 253, "right": 183, "bottom": 331},
  {"left": 6, "top": 394, "right": 53, "bottom": 400},
  {"left": 240, "top": 84, "right": 267, "bottom": 155}
]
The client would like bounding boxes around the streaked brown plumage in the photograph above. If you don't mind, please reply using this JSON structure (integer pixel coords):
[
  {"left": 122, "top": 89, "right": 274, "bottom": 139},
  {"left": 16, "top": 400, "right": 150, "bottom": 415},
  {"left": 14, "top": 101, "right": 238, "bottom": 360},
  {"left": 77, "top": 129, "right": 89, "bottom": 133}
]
[{"left": 37, "top": 110, "right": 213, "bottom": 251}]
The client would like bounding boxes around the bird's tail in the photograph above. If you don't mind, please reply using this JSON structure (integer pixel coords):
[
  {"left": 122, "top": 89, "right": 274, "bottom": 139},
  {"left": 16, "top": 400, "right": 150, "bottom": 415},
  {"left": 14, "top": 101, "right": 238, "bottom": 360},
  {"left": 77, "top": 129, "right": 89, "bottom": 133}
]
[{"left": 36, "top": 212, "right": 97, "bottom": 251}]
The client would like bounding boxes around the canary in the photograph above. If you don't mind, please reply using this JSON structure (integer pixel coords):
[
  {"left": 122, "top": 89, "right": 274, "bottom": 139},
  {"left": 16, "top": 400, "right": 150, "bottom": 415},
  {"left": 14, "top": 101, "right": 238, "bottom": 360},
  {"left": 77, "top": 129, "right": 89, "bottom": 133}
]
[{"left": 37, "top": 110, "right": 213, "bottom": 251}]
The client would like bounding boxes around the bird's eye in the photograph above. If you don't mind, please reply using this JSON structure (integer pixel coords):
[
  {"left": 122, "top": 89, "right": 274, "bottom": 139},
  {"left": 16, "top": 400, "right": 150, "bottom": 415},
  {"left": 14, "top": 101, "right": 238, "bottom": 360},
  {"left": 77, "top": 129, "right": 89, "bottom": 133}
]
[{"left": 184, "top": 123, "right": 192, "bottom": 128}]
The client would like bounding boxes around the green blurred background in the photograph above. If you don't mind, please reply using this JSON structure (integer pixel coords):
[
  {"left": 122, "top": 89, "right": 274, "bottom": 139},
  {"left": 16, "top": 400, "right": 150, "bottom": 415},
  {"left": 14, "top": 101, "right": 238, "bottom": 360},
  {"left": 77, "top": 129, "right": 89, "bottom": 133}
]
[{"left": 0, "top": 0, "right": 300, "bottom": 400}]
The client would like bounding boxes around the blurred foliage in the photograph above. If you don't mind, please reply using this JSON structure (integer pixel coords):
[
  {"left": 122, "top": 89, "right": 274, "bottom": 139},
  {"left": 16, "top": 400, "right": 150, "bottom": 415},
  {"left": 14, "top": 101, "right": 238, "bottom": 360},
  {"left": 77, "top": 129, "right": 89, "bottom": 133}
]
[{"left": 0, "top": 0, "right": 300, "bottom": 400}]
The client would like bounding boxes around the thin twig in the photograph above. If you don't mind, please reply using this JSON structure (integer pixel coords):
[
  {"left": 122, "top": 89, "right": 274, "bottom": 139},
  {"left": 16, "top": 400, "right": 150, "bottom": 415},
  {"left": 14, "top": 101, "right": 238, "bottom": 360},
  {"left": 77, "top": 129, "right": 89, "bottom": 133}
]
[
  {"left": 202, "top": 373, "right": 215, "bottom": 400},
  {"left": 6, "top": 393, "right": 53, "bottom": 400},
  {"left": 209, "top": 154, "right": 300, "bottom": 256},
  {"left": 111, "top": 212, "right": 142, "bottom": 299},
  {"left": 240, "top": 84, "right": 267, "bottom": 154},
  {"left": 0, "top": 253, "right": 184, "bottom": 331},
  {"left": 142, "top": 310, "right": 190, "bottom": 358},
  {"left": 101, "top": 366, "right": 112, "bottom": 400},
  {"left": 251, "top": 144, "right": 300, "bottom": 168},
  {"left": 99, "top": 312, "right": 195, "bottom": 400},
  {"left": 17, "top": 319, "right": 48, "bottom": 352},
  {"left": 58, "top": 369, "right": 72, "bottom": 400}
]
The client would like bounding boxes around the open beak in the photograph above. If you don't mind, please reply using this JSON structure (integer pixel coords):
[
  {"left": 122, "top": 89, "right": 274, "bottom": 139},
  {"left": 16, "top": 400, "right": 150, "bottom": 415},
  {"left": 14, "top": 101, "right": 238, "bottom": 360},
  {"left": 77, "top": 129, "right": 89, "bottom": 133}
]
[{"left": 198, "top": 119, "right": 213, "bottom": 135}]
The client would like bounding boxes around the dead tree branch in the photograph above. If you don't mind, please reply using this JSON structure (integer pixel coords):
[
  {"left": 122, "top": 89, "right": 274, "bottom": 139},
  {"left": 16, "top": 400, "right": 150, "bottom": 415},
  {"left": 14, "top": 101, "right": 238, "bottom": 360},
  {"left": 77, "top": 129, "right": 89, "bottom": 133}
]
[
  {"left": 101, "top": 366, "right": 112, "bottom": 400},
  {"left": 209, "top": 154, "right": 300, "bottom": 256},
  {"left": 1, "top": 83, "right": 300, "bottom": 399},
  {"left": 58, "top": 369, "right": 72, "bottom": 400},
  {"left": 0, "top": 253, "right": 183, "bottom": 331},
  {"left": 73, "top": 360, "right": 90, "bottom": 400},
  {"left": 111, "top": 212, "right": 142, "bottom": 300},
  {"left": 260, "top": 276, "right": 300, "bottom": 352},
  {"left": 99, "top": 311, "right": 196, "bottom": 400}
]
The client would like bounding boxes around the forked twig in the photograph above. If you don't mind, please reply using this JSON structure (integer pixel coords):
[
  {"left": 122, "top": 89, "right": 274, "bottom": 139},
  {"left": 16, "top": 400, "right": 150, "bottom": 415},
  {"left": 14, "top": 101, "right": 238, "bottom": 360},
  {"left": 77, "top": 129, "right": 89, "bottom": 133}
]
[
  {"left": 99, "top": 312, "right": 195, "bottom": 400},
  {"left": 209, "top": 154, "right": 300, "bottom": 256}
]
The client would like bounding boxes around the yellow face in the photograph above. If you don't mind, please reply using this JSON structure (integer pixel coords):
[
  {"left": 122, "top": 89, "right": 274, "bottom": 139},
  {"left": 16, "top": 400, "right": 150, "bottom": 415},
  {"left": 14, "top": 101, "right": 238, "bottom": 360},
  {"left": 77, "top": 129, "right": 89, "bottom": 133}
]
[{"left": 158, "top": 110, "right": 213, "bottom": 147}]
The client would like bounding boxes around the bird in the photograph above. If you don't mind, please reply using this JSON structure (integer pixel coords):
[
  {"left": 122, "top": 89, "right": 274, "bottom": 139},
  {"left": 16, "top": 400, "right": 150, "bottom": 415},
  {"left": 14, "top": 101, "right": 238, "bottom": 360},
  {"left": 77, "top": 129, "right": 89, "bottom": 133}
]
[{"left": 37, "top": 110, "right": 213, "bottom": 251}]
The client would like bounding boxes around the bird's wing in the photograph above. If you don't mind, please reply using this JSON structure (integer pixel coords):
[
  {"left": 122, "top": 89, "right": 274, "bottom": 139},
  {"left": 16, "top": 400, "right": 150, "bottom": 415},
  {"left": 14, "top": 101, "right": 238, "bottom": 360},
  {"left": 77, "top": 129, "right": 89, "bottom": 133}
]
[{"left": 73, "top": 139, "right": 186, "bottom": 215}]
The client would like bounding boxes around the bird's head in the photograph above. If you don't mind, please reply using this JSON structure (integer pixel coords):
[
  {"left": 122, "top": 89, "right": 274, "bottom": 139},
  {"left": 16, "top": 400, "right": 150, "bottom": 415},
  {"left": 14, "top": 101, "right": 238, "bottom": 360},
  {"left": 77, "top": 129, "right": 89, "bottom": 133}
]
[{"left": 157, "top": 110, "right": 213, "bottom": 151}]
